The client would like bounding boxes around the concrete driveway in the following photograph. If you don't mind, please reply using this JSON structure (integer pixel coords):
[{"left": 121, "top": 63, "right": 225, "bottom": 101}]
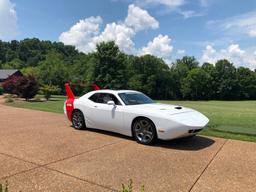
[{"left": 0, "top": 103, "right": 256, "bottom": 192}]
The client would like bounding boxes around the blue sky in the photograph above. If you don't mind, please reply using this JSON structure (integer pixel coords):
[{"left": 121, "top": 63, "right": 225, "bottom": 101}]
[{"left": 1, "top": 0, "right": 256, "bottom": 68}]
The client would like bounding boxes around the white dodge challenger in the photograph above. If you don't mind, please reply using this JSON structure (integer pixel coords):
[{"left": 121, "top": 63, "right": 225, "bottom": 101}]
[{"left": 64, "top": 84, "right": 209, "bottom": 145}]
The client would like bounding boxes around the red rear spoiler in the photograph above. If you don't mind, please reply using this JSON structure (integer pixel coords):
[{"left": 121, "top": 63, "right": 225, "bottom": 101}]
[
  {"left": 64, "top": 83, "right": 75, "bottom": 121},
  {"left": 65, "top": 83, "right": 75, "bottom": 99},
  {"left": 65, "top": 82, "right": 100, "bottom": 98},
  {"left": 92, "top": 83, "right": 100, "bottom": 90}
]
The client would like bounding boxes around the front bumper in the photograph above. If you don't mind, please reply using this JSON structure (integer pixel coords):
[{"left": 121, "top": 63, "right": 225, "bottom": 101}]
[{"left": 155, "top": 111, "right": 209, "bottom": 140}]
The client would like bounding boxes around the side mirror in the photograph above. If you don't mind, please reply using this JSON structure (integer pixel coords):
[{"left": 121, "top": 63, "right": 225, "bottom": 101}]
[{"left": 107, "top": 100, "right": 115, "bottom": 106}]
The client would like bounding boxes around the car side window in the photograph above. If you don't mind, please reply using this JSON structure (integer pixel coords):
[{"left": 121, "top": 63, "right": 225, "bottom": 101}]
[
  {"left": 103, "top": 93, "right": 121, "bottom": 105},
  {"left": 89, "top": 93, "right": 122, "bottom": 105},
  {"left": 89, "top": 93, "right": 99, "bottom": 102}
]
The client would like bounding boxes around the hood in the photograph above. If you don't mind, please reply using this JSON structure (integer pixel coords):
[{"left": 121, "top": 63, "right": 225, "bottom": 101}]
[{"left": 129, "top": 103, "right": 193, "bottom": 115}]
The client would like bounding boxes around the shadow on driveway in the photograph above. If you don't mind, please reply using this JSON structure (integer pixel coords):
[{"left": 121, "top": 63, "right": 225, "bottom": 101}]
[
  {"left": 155, "top": 136, "right": 215, "bottom": 151},
  {"left": 73, "top": 126, "right": 215, "bottom": 151}
]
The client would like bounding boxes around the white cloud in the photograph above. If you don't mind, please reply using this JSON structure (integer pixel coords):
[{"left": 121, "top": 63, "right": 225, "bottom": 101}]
[
  {"left": 227, "top": 44, "right": 245, "bottom": 56},
  {"left": 0, "top": 0, "right": 18, "bottom": 40},
  {"left": 179, "top": 10, "right": 203, "bottom": 19},
  {"left": 59, "top": 16, "right": 102, "bottom": 53},
  {"left": 177, "top": 49, "right": 185, "bottom": 55},
  {"left": 93, "top": 22, "right": 135, "bottom": 54},
  {"left": 201, "top": 45, "right": 216, "bottom": 63},
  {"left": 125, "top": 4, "right": 159, "bottom": 31},
  {"left": 140, "top": 34, "right": 173, "bottom": 60},
  {"left": 201, "top": 44, "right": 256, "bottom": 69},
  {"left": 248, "top": 29, "right": 256, "bottom": 37},
  {"left": 60, "top": 4, "right": 172, "bottom": 58},
  {"left": 208, "top": 11, "right": 256, "bottom": 38}
]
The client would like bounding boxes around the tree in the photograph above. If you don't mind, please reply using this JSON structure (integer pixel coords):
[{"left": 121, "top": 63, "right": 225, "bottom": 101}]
[
  {"left": 214, "top": 59, "right": 238, "bottom": 99},
  {"left": 236, "top": 67, "right": 256, "bottom": 99},
  {"left": 201, "top": 62, "right": 216, "bottom": 99},
  {"left": 0, "top": 38, "right": 256, "bottom": 101},
  {"left": 38, "top": 50, "right": 70, "bottom": 93},
  {"left": 2, "top": 75, "right": 38, "bottom": 100},
  {"left": 2, "top": 76, "right": 20, "bottom": 94},
  {"left": 181, "top": 68, "right": 212, "bottom": 100},
  {"left": 170, "top": 56, "right": 199, "bottom": 98},
  {"left": 17, "top": 75, "right": 39, "bottom": 100},
  {"left": 92, "top": 41, "right": 128, "bottom": 89},
  {"left": 0, "top": 86, "right": 3, "bottom": 95},
  {"left": 127, "top": 54, "right": 173, "bottom": 99},
  {"left": 40, "top": 84, "right": 61, "bottom": 100}
]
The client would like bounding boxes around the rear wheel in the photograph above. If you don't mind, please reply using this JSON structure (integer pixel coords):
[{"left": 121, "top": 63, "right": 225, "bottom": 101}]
[
  {"left": 132, "top": 118, "right": 157, "bottom": 145},
  {"left": 72, "top": 110, "right": 85, "bottom": 130}
]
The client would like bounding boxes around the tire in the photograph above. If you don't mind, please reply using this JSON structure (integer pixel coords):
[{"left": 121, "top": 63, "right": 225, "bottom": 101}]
[
  {"left": 72, "top": 110, "right": 86, "bottom": 130},
  {"left": 132, "top": 118, "right": 157, "bottom": 145}
]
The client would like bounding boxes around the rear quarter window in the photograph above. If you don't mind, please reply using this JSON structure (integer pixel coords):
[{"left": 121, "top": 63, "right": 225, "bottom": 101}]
[{"left": 89, "top": 93, "right": 99, "bottom": 102}]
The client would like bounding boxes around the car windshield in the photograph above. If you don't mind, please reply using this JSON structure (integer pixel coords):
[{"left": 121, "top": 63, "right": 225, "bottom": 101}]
[{"left": 118, "top": 92, "right": 155, "bottom": 105}]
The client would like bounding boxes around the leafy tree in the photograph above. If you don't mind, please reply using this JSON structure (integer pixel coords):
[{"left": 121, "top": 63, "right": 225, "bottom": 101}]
[
  {"left": 201, "top": 62, "right": 216, "bottom": 99},
  {"left": 128, "top": 54, "right": 173, "bottom": 99},
  {"left": 1, "top": 58, "right": 23, "bottom": 69},
  {"left": 0, "top": 86, "right": 3, "bottom": 95},
  {"left": 40, "top": 84, "right": 61, "bottom": 100},
  {"left": 92, "top": 41, "right": 128, "bottom": 89},
  {"left": 0, "top": 38, "right": 256, "bottom": 100},
  {"left": 170, "top": 56, "right": 199, "bottom": 98},
  {"left": 17, "top": 75, "right": 39, "bottom": 100},
  {"left": 2, "top": 76, "right": 19, "bottom": 94},
  {"left": 38, "top": 50, "right": 70, "bottom": 93},
  {"left": 181, "top": 68, "right": 212, "bottom": 100},
  {"left": 236, "top": 67, "right": 256, "bottom": 99},
  {"left": 214, "top": 59, "right": 239, "bottom": 99},
  {"left": 2, "top": 75, "right": 38, "bottom": 100}
]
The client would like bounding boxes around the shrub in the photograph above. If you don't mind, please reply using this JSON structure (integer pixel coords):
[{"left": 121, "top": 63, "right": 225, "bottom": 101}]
[
  {"left": 34, "top": 94, "right": 42, "bottom": 101},
  {"left": 2, "top": 75, "right": 39, "bottom": 101},
  {"left": 120, "top": 179, "right": 144, "bottom": 192},
  {"left": 4, "top": 95, "right": 14, "bottom": 103},
  {"left": 40, "top": 84, "right": 60, "bottom": 100},
  {"left": 0, "top": 86, "right": 3, "bottom": 95},
  {"left": 0, "top": 181, "right": 8, "bottom": 192},
  {"left": 3, "top": 94, "right": 16, "bottom": 98}
]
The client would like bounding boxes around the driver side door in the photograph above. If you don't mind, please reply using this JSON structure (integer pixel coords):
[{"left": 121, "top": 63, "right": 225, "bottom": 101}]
[{"left": 88, "top": 93, "right": 124, "bottom": 132}]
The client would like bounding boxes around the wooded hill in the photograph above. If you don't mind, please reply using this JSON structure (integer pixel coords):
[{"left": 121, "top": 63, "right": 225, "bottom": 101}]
[{"left": 0, "top": 38, "right": 255, "bottom": 100}]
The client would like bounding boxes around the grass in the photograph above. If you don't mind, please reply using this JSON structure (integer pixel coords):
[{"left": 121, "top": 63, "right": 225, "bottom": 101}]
[
  {"left": 160, "top": 100, "right": 256, "bottom": 142},
  {"left": 7, "top": 95, "right": 66, "bottom": 113},
  {"left": 6, "top": 95, "right": 256, "bottom": 142}
]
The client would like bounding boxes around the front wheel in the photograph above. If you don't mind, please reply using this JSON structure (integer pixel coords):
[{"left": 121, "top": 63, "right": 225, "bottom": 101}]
[
  {"left": 132, "top": 118, "right": 157, "bottom": 145},
  {"left": 72, "top": 110, "right": 86, "bottom": 130}
]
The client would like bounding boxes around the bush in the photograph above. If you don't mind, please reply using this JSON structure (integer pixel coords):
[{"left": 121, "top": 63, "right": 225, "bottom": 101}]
[
  {"left": 0, "top": 181, "right": 8, "bottom": 192},
  {"left": 120, "top": 179, "right": 144, "bottom": 192},
  {"left": 34, "top": 94, "right": 42, "bottom": 101},
  {"left": 2, "top": 75, "right": 38, "bottom": 101},
  {"left": 40, "top": 84, "right": 60, "bottom": 100},
  {"left": 3, "top": 94, "right": 16, "bottom": 98},
  {"left": 0, "top": 86, "right": 3, "bottom": 95},
  {"left": 4, "top": 95, "right": 14, "bottom": 103}
]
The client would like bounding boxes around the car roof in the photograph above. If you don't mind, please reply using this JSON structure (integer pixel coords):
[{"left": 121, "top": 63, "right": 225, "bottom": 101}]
[
  {"left": 80, "top": 89, "right": 142, "bottom": 100},
  {"left": 89, "top": 89, "right": 140, "bottom": 94}
]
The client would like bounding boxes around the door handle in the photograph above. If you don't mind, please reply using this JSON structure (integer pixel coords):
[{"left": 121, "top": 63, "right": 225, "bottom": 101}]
[{"left": 93, "top": 105, "right": 98, "bottom": 108}]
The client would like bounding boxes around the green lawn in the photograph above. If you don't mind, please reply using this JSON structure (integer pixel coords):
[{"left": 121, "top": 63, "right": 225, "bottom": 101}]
[
  {"left": 160, "top": 100, "right": 256, "bottom": 142},
  {"left": 8, "top": 95, "right": 66, "bottom": 114},
  {"left": 7, "top": 95, "right": 256, "bottom": 142}
]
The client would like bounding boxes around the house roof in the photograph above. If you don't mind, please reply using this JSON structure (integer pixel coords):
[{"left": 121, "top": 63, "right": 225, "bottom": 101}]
[{"left": 0, "top": 69, "right": 19, "bottom": 80}]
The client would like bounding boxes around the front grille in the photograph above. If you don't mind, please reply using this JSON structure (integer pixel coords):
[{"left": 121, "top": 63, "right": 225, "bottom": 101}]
[{"left": 188, "top": 129, "right": 202, "bottom": 134}]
